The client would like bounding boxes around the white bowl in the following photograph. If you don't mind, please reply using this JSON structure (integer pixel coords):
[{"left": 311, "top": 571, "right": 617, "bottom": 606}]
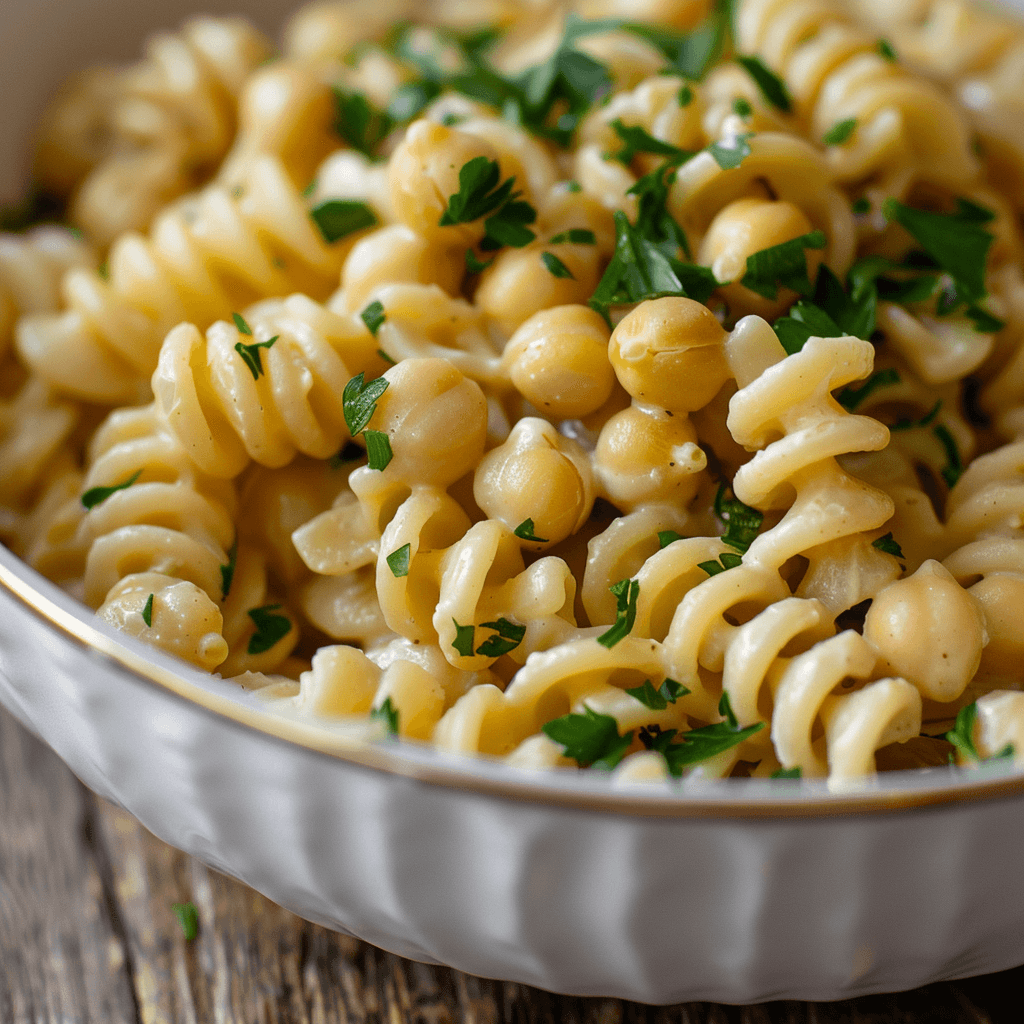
[{"left": 4, "top": 0, "right": 1024, "bottom": 1005}]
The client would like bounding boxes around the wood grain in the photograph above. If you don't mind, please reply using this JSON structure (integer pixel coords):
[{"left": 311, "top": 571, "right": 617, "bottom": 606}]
[{"left": 0, "top": 703, "right": 1015, "bottom": 1024}]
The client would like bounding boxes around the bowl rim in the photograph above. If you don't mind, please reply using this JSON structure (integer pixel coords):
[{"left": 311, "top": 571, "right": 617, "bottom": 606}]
[{"left": 3, "top": 544, "right": 1023, "bottom": 819}]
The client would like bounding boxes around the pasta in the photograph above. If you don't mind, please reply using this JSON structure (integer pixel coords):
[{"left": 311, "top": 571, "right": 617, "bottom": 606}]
[{"left": 7, "top": 0, "right": 1024, "bottom": 786}]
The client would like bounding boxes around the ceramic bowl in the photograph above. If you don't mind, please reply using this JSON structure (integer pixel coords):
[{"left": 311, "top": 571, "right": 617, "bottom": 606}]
[{"left": 3, "top": 0, "right": 1024, "bottom": 1005}]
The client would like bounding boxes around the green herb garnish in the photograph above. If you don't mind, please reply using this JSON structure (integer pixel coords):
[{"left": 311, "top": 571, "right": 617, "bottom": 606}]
[
  {"left": 371, "top": 696, "right": 400, "bottom": 735},
  {"left": 220, "top": 538, "right": 238, "bottom": 599},
  {"left": 626, "top": 678, "right": 690, "bottom": 710},
  {"left": 363, "top": 429, "right": 393, "bottom": 471},
  {"left": 714, "top": 483, "right": 763, "bottom": 553},
  {"left": 735, "top": 55, "right": 791, "bottom": 111},
  {"left": 476, "top": 617, "right": 527, "bottom": 657},
  {"left": 310, "top": 199, "right": 378, "bottom": 243},
  {"left": 732, "top": 97, "right": 753, "bottom": 118},
  {"left": 514, "top": 518, "right": 549, "bottom": 543},
  {"left": 657, "top": 529, "right": 684, "bottom": 548},
  {"left": 872, "top": 533, "right": 904, "bottom": 558},
  {"left": 234, "top": 335, "right": 278, "bottom": 380},
  {"left": 836, "top": 367, "right": 901, "bottom": 411},
  {"left": 247, "top": 604, "right": 291, "bottom": 655},
  {"left": 889, "top": 400, "right": 942, "bottom": 432},
  {"left": 386, "top": 543, "right": 411, "bottom": 577},
  {"left": 877, "top": 38, "right": 898, "bottom": 61},
  {"left": 233, "top": 312, "right": 252, "bottom": 335},
  {"left": 142, "top": 594, "right": 154, "bottom": 628},
  {"left": 333, "top": 88, "right": 394, "bottom": 157},
  {"left": 376, "top": 348, "right": 396, "bottom": 365},
  {"left": 541, "top": 251, "right": 575, "bottom": 278},
  {"left": 771, "top": 766, "right": 802, "bottom": 779},
  {"left": 596, "top": 578, "right": 640, "bottom": 648},
  {"left": 82, "top": 469, "right": 142, "bottom": 510},
  {"left": 342, "top": 371, "right": 389, "bottom": 436},
  {"left": 698, "top": 552, "right": 744, "bottom": 576},
  {"left": 707, "top": 132, "right": 752, "bottom": 169},
  {"left": 542, "top": 706, "right": 633, "bottom": 769},
  {"left": 452, "top": 619, "right": 477, "bottom": 657},
  {"left": 933, "top": 423, "right": 963, "bottom": 487},
  {"left": 465, "top": 249, "right": 496, "bottom": 273},
  {"left": 550, "top": 228, "right": 596, "bottom": 245},
  {"left": 172, "top": 901, "right": 199, "bottom": 941},
  {"left": 439, "top": 156, "right": 537, "bottom": 249},
  {"left": 741, "top": 230, "right": 827, "bottom": 300},
  {"left": 608, "top": 118, "right": 692, "bottom": 166},
  {"left": 360, "top": 300, "right": 386, "bottom": 336}
]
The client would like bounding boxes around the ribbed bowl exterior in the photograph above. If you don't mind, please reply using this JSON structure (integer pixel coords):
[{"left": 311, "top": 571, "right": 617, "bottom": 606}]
[{"left": 2, "top": 549, "right": 1024, "bottom": 1003}]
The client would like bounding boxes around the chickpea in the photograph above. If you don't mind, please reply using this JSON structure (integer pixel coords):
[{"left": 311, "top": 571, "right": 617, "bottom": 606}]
[
  {"left": 863, "top": 559, "right": 988, "bottom": 703},
  {"left": 968, "top": 573, "right": 1024, "bottom": 679},
  {"left": 476, "top": 244, "right": 601, "bottom": 340},
  {"left": 339, "top": 224, "right": 463, "bottom": 312},
  {"left": 474, "top": 417, "right": 595, "bottom": 549},
  {"left": 502, "top": 305, "right": 615, "bottom": 419},
  {"left": 594, "top": 405, "right": 707, "bottom": 511},
  {"left": 457, "top": 116, "right": 559, "bottom": 205},
  {"left": 388, "top": 120, "right": 501, "bottom": 244},
  {"left": 372, "top": 357, "right": 488, "bottom": 488},
  {"left": 699, "top": 197, "right": 823, "bottom": 321},
  {"left": 609, "top": 296, "right": 729, "bottom": 412}
]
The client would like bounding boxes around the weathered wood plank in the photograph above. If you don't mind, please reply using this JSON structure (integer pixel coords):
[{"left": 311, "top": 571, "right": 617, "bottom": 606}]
[{"left": 0, "top": 704, "right": 1014, "bottom": 1024}]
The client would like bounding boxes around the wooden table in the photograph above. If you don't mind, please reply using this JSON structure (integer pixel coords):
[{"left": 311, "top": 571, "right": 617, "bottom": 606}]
[{"left": 1, "top": 703, "right": 1018, "bottom": 1024}]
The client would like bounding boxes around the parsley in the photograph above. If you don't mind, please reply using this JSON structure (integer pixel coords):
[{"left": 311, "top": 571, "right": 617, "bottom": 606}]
[
  {"left": 771, "top": 766, "right": 802, "bottom": 779},
  {"left": 360, "top": 300, "right": 386, "bottom": 336},
  {"left": 142, "top": 593, "right": 154, "bottom": 628},
  {"left": 630, "top": 159, "right": 695, "bottom": 258},
  {"left": 732, "top": 97, "right": 752, "bottom": 118},
  {"left": 836, "top": 367, "right": 901, "bottom": 410},
  {"left": 439, "top": 156, "right": 537, "bottom": 249},
  {"left": 333, "top": 88, "right": 394, "bottom": 157},
  {"left": 872, "top": 533, "right": 904, "bottom": 558},
  {"left": 220, "top": 539, "right": 238, "bottom": 599},
  {"left": 233, "top": 312, "right": 252, "bottom": 335},
  {"left": 464, "top": 249, "right": 495, "bottom": 273},
  {"left": 707, "top": 132, "right": 752, "bottom": 169},
  {"left": 882, "top": 198, "right": 994, "bottom": 307},
  {"left": 247, "top": 604, "right": 291, "bottom": 655},
  {"left": 476, "top": 617, "right": 527, "bottom": 657},
  {"left": 945, "top": 701, "right": 1014, "bottom": 763},
  {"left": 965, "top": 305, "right": 1006, "bottom": 334},
  {"left": 822, "top": 117, "right": 857, "bottom": 146},
  {"left": 679, "top": 85, "right": 694, "bottom": 106},
  {"left": 852, "top": 197, "right": 871, "bottom": 215},
  {"left": 172, "top": 901, "right": 199, "bottom": 941},
  {"left": 597, "top": 578, "right": 640, "bottom": 648},
  {"left": 771, "top": 263, "right": 877, "bottom": 353},
  {"left": 342, "top": 372, "right": 389, "bottom": 436},
  {"left": 698, "top": 552, "right": 744, "bottom": 576},
  {"left": 565, "top": 180, "right": 583, "bottom": 193},
  {"left": 772, "top": 299, "right": 842, "bottom": 355},
  {"left": 714, "top": 483, "right": 763, "bottom": 553},
  {"left": 363, "top": 429, "right": 393, "bottom": 471},
  {"left": 550, "top": 228, "right": 595, "bottom": 245},
  {"left": 452, "top": 619, "right": 476, "bottom": 657},
  {"left": 608, "top": 118, "right": 692, "bottom": 166},
  {"left": 542, "top": 706, "right": 632, "bottom": 769},
  {"left": 386, "top": 543, "right": 411, "bottom": 577},
  {"left": 541, "top": 251, "right": 574, "bottom": 278},
  {"left": 626, "top": 678, "right": 690, "bottom": 710},
  {"left": 388, "top": 80, "right": 442, "bottom": 123},
  {"left": 621, "top": 13, "right": 728, "bottom": 81},
  {"left": 639, "top": 694, "right": 764, "bottom": 775},
  {"left": 82, "top": 469, "right": 142, "bottom": 510},
  {"left": 514, "top": 518, "right": 549, "bottom": 543},
  {"left": 376, "top": 348, "right": 396, "bottom": 365},
  {"left": 735, "top": 55, "right": 792, "bottom": 111},
  {"left": 889, "top": 399, "right": 942, "bottom": 432},
  {"left": 371, "top": 697, "right": 400, "bottom": 736},
  {"left": 658, "top": 529, "right": 684, "bottom": 548},
  {"left": 877, "top": 38, "right": 898, "bottom": 61},
  {"left": 234, "top": 335, "right": 278, "bottom": 380},
  {"left": 310, "top": 199, "right": 378, "bottom": 243},
  {"left": 933, "top": 423, "right": 963, "bottom": 487},
  {"left": 741, "top": 230, "right": 827, "bottom": 300}
]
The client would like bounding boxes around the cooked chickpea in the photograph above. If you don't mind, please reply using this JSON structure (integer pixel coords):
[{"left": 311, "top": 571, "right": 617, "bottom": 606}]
[
  {"left": 475, "top": 244, "right": 601, "bottom": 340},
  {"left": 474, "top": 417, "right": 595, "bottom": 549},
  {"left": 339, "top": 224, "right": 463, "bottom": 312},
  {"left": 609, "top": 296, "right": 729, "bottom": 412},
  {"left": 502, "top": 305, "right": 615, "bottom": 419},
  {"left": 967, "top": 573, "right": 1024, "bottom": 679},
  {"left": 388, "top": 120, "right": 501, "bottom": 244},
  {"left": 863, "top": 559, "right": 988, "bottom": 703},
  {"left": 594, "top": 405, "right": 707, "bottom": 511},
  {"left": 372, "top": 357, "right": 488, "bottom": 488},
  {"left": 456, "top": 116, "right": 559, "bottom": 205},
  {"left": 699, "top": 197, "right": 823, "bottom": 321}
]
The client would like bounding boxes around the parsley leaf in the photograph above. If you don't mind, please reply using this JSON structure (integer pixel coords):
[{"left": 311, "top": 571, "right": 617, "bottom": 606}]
[
  {"left": 439, "top": 156, "right": 516, "bottom": 225},
  {"left": 836, "top": 367, "right": 900, "bottom": 410},
  {"left": 360, "top": 300, "right": 386, "bottom": 336},
  {"left": 877, "top": 38, "right": 898, "bottom": 61},
  {"left": 342, "top": 372, "right": 389, "bottom": 436},
  {"left": 822, "top": 117, "right": 857, "bottom": 146},
  {"left": 732, "top": 97, "right": 753, "bottom": 118},
  {"left": 741, "top": 230, "right": 827, "bottom": 299},
  {"left": 608, "top": 118, "right": 692, "bottom": 166},
  {"left": 933, "top": 423, "right": 963, "bottom": 487},
  {"left": 220, "top": 539, "right": 238, "bottom": 599},
  {"left": 965, "top": 305, "right": 1006, "bottom": 334},
  {"left": 735, "top": 55, "right": 792, "bottom": 111},
  {"left": 311, "top": 200, "right": 377, "bottom": 243},
  {"left": 550, "top": 228, "right": 596, "bottom": 244},
  {"left": 232, "top": 312, "right": 252, "bottom": 335},
  {"left": 707, "top": 132, "right": 752, "bottom": 169},
  {"left": 626, "top": 677, "right": 690, "bottom": 710},
  {"left": 82, "top": 469, "right": 142, "bottom": 510},
  {"left": 772, "top": 299, "right": 842, "bottom": 355},
  {"left": 483, "top": 198, "right": 537, "bottom": 249},
  {"left": 363, "top": 429, "right": 393, "bottom": 471},
  {"left": 714, "top": 483, "right": 763, "bottom": 553},
  {"left": 476, "top": 617, "right": 527, "bottom": 657},
  {"left": 376, "top": 348, "right": 396, "bottom": 365},
  {"left": 371, "top": 696, "right": 400, "bottom": 735},
  {"left": 658, "top": 529, "right": 684, "bottom": 548},
  {"left": 872, "top": 532, "right": 904, "bottom": 558},
  {"left": 597, "top": 578, "right": 640, "bottom": 648},
  {"left": 172, "top": 902, "right": 199, "bottom": 941},
  {"left": 465, "top": 249, "right": 495, "bottom": 273},
  {"left": 333, "top": 88, "right": 394, "bottom": 158},
  {"left": 234, "top": 335, "right": 278, "bottom": 380},
  {"left": 946, "top": 702, "right": 980, "bottom": 761},
  {"left": 514, "top": 518, "right": 549, "bottom": 543},
  {"left": 247, "top": 604, "right": 291, "bottom": 655},
  {"left": 386, "top": 543, "right": 411, "bottom": 577},
  {"left": 889, "top": 399, "right": 942, "bottom": 432},
  {"left": 698, "top": 552, "right": 744, "bottom": 576},
  {"left": 452, "top": 619, "right": 476, "bottom": 657},
  {"left": 142, "top": 593, "right": 154, "bottom": 628},
  {"left": 542, "top": 706, "right": 632, "bottom": 768},
  {"left": 541, "top": 251, "right": 574, "bottom": 278},
  {"left": 852, "top": 197, "right": 871, "bottom": 215},
  {"left": 771, "top": 766, "right": 802, "bottom": 779}
]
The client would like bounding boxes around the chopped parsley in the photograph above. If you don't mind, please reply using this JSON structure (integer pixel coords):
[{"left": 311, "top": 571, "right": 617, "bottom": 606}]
[
  {"left": 439, "top": 156, "right": 537, "bottom": 250},
  {"left": 232, "top": 312, "right": 252, "bottom": 335},
  {"left": 852, "top": 197, "right": 871, "bottom": 215},
  {"left": 596, "top": 578, "right": 640, "bottom": 648},
  {"left": 698, "top": 552, "right": 744, "bottom": 576},
  {"left": 234, "top": 335, "right": 278, "bottom": 380},
  {"left": 514, "top": 518, "right": 549, "bottom": 543},
  {"left": 714, "top": 483, "right": 763, "bottom": 553},
  {"left": 333, "top": 88, "right": 394, "bottom": 158},
  {"left": 82, "top": 469, "right": 142, "bottom": 510},
  {"left": 836, "top": 367, "right": 901, "bottom": 411},
  {"left": 475, "top": 618, "right": 527, "bottom": 657},
  {"left": 944, "top": 701, "right": 1015, "bottom": 763},
  {"left": 877, "top": 38, "right": 898, "bottom": 61},
  {"left": 608, "top": 118, "right": 692, "bottom": 166},
  {"left": 220, "top": 539, "right": 238, "bottom": 599},
  {"left": 822, "top": 117, "right": 857, "bottom": 146},
  {"left": 360, "top": 300, "right": 386, "bottom": 336},
  {"left": 452, "top": 619, "right": 477, "bottom": 657},
  {"left": 247, "top": 604, "right": 291, "bottom": 655},
  {"left": 141, "top": 593, "right": 154, "bottom": 628},
  {"left": 679, "top": 85, "right": 694, "bottom": 106},
  {"left": 542, "top": 706, "right": 632, "bottom": 769},
  {"left": 933, "top": 423, "right": 963, "bottom": 488},
  {"left": 732, "top": 97, "right": 752, "bottom": 118},
  {"left": 657, "top": 529, "right": 684, "bottom": 548},
  {"left": 172, "top": 901, "right": 199, "bottom": 942},
  {"left": 626, "top": 678, "right": 690, "bottom": 710},
  {"left": 464, "top": 249, "right": 495, "bottom": 273},
  {"left": 310, "top": 199, "right": 378, "bottom": 243},
  {"left": 741, "top": 230, "right": 827, "bottom": 300},
  {"left": 386, "top": 543, "right": 411, "bottom": 577},
  {"left": 707, "top": 132, "right": 752, "bottom": 169},
  {"left": 771, "top": 263, "right": 878, "bottom": 353},
  {"left": 735, "top": 55, "right": 791, "bottom": 112},
  {"left": 376, "top": 348, "right": 396, "bottom": 365},
  {"left": 549, "top": 228, "right": 595, "bottom": 245},
  {"left": 889, "top": 400, "right": 942, "bottom": 432},
  {"left": 541, "top": 251, "right": 574, "bottom": 278},
  {"left": 771, "top": 766, "right": 802, "bottom": 779},
  {"left": 872, "top": 533, "right": 904, "bottom": 558},
  {"left": 342, "top": 371, "right": 389, "bottom": 436},
  {"left": 363, "top": 429, "right": 394, "bottom": 471},
  {"left": 371, "top": 696, "right": 400, "bottom": 736}
]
